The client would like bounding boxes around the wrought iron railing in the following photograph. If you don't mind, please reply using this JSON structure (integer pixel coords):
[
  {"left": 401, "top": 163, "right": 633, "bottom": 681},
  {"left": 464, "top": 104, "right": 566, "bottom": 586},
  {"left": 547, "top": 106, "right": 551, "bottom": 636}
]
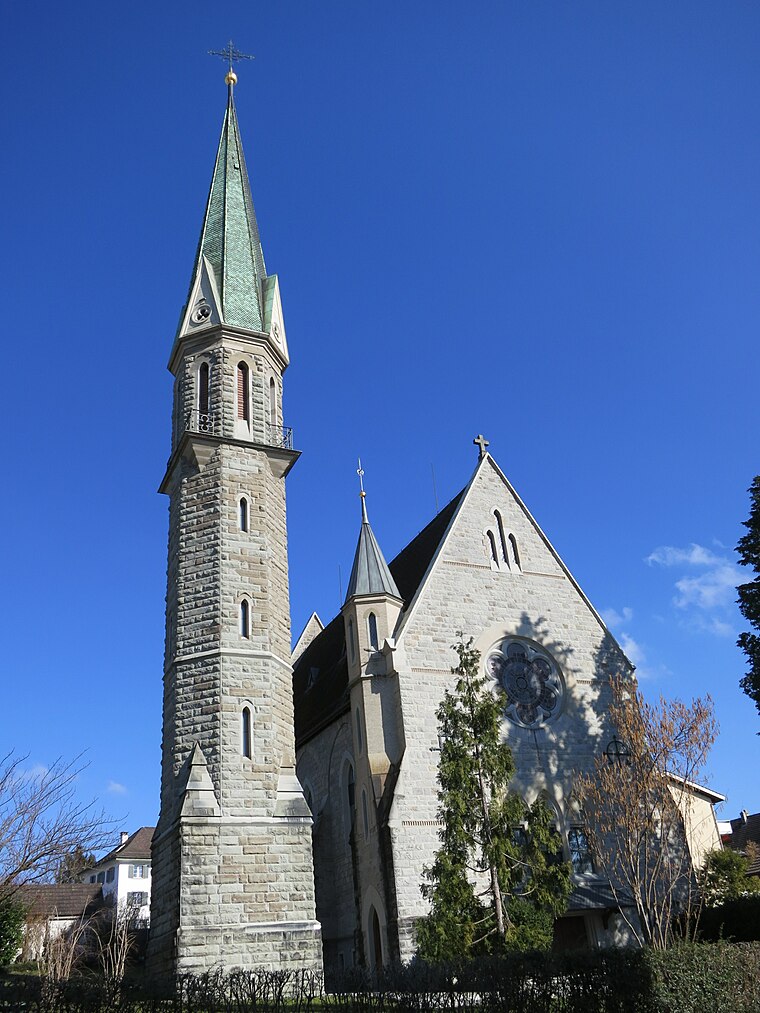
[
  {"left": 184, "top": 410, "right": 293, "bottom": 450},
  {"left": 185, "top": 410, "right": 218, "bottom": 436},
  {"left": 267, "top": 423, "right": 294, "bottom": 450}
]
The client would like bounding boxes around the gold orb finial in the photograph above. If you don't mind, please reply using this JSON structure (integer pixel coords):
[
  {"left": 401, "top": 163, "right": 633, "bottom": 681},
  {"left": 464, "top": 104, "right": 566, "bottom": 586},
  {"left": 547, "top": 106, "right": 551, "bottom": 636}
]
[{"left": 225, "top": 69, "right": 238, "bottom": 86}]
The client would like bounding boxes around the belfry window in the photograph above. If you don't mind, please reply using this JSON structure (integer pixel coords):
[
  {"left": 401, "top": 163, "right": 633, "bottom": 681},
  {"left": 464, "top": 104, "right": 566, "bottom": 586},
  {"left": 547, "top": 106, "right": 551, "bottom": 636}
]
[
  {"left": 199, "top": 362, "right": 210, "bottom": 415},
  {"left": 361, "top": 789, "right": 369, "bottom": 839},
  {"left": 348, "top": 619, "right": 356, "bottom": 663},
  {"left": 241, "top": 707, "right": 252, "bottom": 758},
  {"left": 239, "top": 497, "right": 249, "bottom": 532},
  {"left": 240, "top": 600, "right": 250, "bottom": 638},
  {"left": 237, "top": 362, "right": 250, "bottom": 421},
  {"left": 367, "top": 612, "right": 378, "bottom": 650}
]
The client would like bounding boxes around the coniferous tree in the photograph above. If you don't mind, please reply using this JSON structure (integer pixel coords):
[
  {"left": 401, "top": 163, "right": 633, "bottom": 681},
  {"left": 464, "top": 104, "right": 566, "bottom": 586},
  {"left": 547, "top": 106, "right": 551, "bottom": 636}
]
[
  {"left": 737, "top": 476, "right": 760, "bottom": 722},
  {"left": 416, "top": 637, "right": 571, "bottom": 961}
]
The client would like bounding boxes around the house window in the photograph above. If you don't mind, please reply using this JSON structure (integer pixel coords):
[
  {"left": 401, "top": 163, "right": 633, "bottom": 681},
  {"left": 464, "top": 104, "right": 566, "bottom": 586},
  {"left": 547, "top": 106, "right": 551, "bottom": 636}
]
[
  {"left": 239, "top": 497, "right": 249, "bottom": 532},
  {"left": 97, "top": 872, "right": 105, "bottom": 884},
  {"left": 237, "top": 362, "right": 250, "bottom": 421},
  {"left": 367, "top": 612, "right": 378, "bottom": 650},
  {"left": 129, "top": 864, "right": 147, "bottom": 879},
  {"left": 569, "top": 828, "right": 594, "bottom": 875},
  {"left": 106, "top": 867, "right": 115, "bottom": 883},
  {"left": 240, "top": 600, "right": 250, "bottom": 638},
  {"left": 361, "top": 789, "right": 369, "bottom": 839},
  {"left": 509, "top": 533, "right": 521, "bottom": 570},
  {"left": 89, "top": 875, "right": 96, "bottom": 884},
  {"left": 242, "top": 706, "right": 252, "bottom": 759},
  {"left": 199, "top": 362, "right": 210, "bottom": 415},
  {"left": 127, "top": 892, "right": 148, "bottom": 907}
]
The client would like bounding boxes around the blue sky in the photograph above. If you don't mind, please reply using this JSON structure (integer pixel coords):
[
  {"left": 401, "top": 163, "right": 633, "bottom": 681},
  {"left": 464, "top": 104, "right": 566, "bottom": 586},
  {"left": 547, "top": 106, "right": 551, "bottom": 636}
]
[{"left": 2, "top": 1, "right": 759, "bottom": 844}]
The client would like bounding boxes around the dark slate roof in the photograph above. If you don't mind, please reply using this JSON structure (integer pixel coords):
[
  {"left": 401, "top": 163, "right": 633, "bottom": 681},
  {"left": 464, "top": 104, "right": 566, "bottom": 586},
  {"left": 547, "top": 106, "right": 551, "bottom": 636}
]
[
  {"left": 345, "top": 520, "right": 401, "bottom": 601},
  {"left": 567, "top": 881, "right": 635, "bottom": 912},
  {"left": 19, "top": 884, "right": 104, "bottom": 920},
  {"left": 294, "top": 490, "right": 464, "bottom": 747},
  {"left": 727, "top": 812, "right": 760, "bottom": 876},
  {"left": 96, "top": 826, "right": 155, "bottom": 867}
]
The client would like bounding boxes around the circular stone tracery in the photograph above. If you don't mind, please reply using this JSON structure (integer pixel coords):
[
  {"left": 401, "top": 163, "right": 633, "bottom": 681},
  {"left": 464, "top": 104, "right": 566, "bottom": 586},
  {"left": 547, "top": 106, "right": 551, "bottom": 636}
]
[{"left": 486, "top": 639, "right": 564, "bottom": 729}]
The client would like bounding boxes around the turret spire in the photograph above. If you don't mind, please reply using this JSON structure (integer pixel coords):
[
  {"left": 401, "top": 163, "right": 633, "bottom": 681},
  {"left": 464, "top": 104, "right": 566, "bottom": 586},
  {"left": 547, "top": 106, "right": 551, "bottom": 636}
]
[{"left": 345, "top": 463, "right": 400, "bottom": 602}]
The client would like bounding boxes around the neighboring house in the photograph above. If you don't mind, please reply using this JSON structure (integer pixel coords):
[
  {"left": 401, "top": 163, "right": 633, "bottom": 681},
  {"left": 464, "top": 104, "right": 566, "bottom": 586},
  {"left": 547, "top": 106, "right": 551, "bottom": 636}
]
[
  {"left": 19, "top": 883, "right": 104, "bottom": 960},
  {"left": 723, "top": 810, "right": 760, "bottom": 877},
  {"left": 667, "top": 776, "right": 725, "bottom": 869},
  {"left": 82, "top": 827, "right": 155, "bottom": 925}
]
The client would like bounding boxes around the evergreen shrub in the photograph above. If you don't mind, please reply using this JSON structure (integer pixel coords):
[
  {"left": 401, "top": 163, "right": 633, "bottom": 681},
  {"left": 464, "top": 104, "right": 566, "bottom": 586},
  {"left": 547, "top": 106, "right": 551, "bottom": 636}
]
[{"left": 698, "top": 894, "right": 760, "bottom": 942}]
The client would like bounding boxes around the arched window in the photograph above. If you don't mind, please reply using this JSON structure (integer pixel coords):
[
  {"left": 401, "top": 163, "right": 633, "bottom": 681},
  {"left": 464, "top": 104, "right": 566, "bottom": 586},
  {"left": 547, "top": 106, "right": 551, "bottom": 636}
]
[
  {"left": 355, "top": 707, "right": 363, "bottom": 753},
  {"left": 239, "top": 497, "right": 249, "bottom": 532},
  {"left": 367, "top": 612, "right": 378, "bottom": 650},
  {"left": 348, "top": 618, "right": 356, "bottom": 663},
  {"left": 269, "top": 376, "right": 277, "bottom": 429},
  {"left": 369, "top": 907, "right": 383, "bottom": 969},
  {"left": 487, "top": 530, "right": 499, "bottom": 564},
  {"left": 495, "top": 510, "right": 509, "bottom": 563},
  {"left": 241, "top": 707, "right": 252, "bottom": 758},
  {"left": 345, "top": 762, "right": 356, "bottom": 836},
  {"left": 361, "top": 789, "right": 369, "bottom": 839},
  {"left": 509, "top": 533, "right": 521, "bottom": 570},
  {"left": 240, "top": 599, "right": 250, "bottom": 638},
  {"left": 237, "top": 362, "right": 250, "bottom": 421},
  {"left": 199, "top": 362, "right": 210, "bottom": 415}
]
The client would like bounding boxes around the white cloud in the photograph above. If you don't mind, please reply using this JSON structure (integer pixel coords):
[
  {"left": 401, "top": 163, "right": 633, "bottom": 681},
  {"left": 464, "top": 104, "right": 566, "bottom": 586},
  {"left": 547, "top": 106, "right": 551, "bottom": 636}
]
[
  {"left": 619, "top": 633, "right": 645, "bottom": 669},
  {"left": 107, "top": 781, "right": 127, "bottom": 795},
  {"left": 645, "top": 542, "right": 741, "bottom": 636},
  {"left": 601, "top": 606, "right": 633, "bottom": 629},
  {"left": 21, "top": 763, "right": 49, "bottom": 782}
]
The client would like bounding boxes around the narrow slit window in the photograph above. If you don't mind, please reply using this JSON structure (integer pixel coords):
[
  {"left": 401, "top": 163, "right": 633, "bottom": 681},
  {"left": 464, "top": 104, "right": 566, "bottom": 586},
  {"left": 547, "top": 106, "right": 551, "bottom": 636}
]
[
  {"left": 362, "top": 789, "right": 369, "bottom": 839},
  {"left": 269, "top": 376, "right": 277, "bottom": 429},
  {"left": 495, "top": 510, "right": 508, "bottom": 563},
  {"left": 487, "top": 530, "right": 499, "bottom": 564},
  {"left": 237, "top": 362, "right": 250, "bottom": 421},
  {"left": 240, "top": 600, "right": 250, "bottom": 638},
  {"left": 355, "top": 707, "right": 363, "bottom": 753},
  {"left": 241, "top": 707, "right": 252, "bottom": 758},
  {"left": 368, "top": 612, "right": 378, "bottom": 650},
  {"left": 348, "top": 619, "right": 356, "bottom": 663},
  {"left": 199, "top": 362, "right": 210, "bottom": 415},
  {"left": 239, "top": 497, "right": 249, "bottom": 532},
  {"left": 509, "top": 533, "right": 521, "bottom": 570}
]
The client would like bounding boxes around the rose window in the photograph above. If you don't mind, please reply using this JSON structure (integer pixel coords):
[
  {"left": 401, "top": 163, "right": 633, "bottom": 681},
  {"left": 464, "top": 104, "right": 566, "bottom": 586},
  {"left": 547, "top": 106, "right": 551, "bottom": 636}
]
[{"left": 486, "top": 639, "right": 564, "bottom": 728}]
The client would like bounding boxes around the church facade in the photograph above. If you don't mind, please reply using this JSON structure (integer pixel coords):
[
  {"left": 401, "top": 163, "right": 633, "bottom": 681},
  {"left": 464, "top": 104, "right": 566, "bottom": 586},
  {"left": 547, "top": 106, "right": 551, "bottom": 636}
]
[{"left": 145, "top": 73, "right": 687, "bottom": 978}]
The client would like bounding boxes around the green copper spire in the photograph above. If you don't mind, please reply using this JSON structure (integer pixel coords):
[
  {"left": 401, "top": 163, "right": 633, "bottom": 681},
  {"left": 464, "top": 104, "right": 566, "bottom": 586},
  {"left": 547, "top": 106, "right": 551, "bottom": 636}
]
[{"left": 186, "top": 82, "right": 267, "bottom": 332}]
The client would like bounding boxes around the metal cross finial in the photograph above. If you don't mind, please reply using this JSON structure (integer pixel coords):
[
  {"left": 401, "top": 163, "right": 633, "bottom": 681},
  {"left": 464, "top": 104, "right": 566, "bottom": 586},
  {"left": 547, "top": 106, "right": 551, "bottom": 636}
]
[
  {"left": 357, "top": 458, "right": 369, "bottom": 522},
  {"left": 473, "top": 434, "right": 490, "bottom": 460},
  {"left": 208, "top": 40, "right": 255, "bottom": 77}
]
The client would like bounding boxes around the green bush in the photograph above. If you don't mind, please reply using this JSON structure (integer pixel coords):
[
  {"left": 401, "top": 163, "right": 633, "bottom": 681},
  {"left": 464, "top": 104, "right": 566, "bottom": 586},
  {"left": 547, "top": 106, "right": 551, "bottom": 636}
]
[
  {"left": 698, "top": 894, "right": 760, "bottom": 942},
  {"left": 0, "top": 897, "right": 25, "bottom": 968}
]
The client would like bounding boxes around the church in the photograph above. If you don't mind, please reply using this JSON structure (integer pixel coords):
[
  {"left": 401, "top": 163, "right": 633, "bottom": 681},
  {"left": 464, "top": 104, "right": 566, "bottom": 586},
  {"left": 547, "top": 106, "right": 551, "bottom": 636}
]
[{"left": 147, "top": 68, "right": 668, "bottom": 979}]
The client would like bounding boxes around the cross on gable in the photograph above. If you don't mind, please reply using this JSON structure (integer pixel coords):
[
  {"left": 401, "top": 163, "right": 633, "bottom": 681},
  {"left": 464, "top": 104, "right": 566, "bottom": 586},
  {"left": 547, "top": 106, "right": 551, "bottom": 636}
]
[
  {"left": 473, "top": 434, "right": 490, "bottom": 459},
  {"left": 208, "top": 40, "right": 255, "bottom": 74}
]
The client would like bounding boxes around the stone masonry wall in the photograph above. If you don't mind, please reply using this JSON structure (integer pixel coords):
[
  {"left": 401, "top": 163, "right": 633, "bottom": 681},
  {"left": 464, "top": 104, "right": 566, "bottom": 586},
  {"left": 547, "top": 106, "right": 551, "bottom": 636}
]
[{"left": 388, "top": 458, "right": 632, "bottom": 960}]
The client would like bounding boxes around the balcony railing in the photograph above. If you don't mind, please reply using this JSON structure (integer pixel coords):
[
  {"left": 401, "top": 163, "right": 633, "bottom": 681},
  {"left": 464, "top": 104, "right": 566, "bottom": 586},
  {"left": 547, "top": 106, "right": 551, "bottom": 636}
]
[
  {"left": 266, "top": 423, "right": 294, "bottom": 451},
  {"left": 185, "top": 410, "right": 218, "bottom": 436},
  {"left": 184, "top": 411, "right": 293, "bottom": 450}
]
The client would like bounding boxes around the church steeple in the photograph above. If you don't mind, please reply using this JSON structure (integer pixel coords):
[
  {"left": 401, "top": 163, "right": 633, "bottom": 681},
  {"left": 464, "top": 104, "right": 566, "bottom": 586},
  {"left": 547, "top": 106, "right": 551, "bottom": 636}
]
[{"left": 176, "top": 73, "right": 288, "bottom": 360}]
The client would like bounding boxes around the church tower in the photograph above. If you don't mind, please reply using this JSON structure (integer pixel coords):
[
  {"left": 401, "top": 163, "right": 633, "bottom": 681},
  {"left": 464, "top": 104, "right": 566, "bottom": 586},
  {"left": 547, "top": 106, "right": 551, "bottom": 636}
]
[{"left": 147, "top": 68, "right": 321, "bottom": 977}]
